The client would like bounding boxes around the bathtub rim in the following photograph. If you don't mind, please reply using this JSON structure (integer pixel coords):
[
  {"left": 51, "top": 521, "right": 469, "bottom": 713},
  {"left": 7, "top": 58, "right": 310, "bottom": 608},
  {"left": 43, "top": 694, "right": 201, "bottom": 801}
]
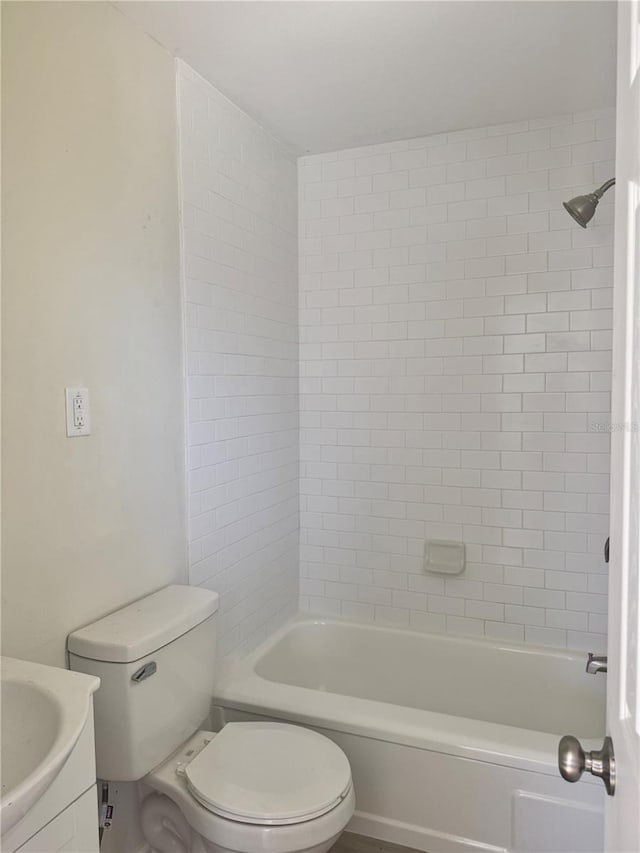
[{"left": 212, "top": 614, "right": 605, "bottom": 782}]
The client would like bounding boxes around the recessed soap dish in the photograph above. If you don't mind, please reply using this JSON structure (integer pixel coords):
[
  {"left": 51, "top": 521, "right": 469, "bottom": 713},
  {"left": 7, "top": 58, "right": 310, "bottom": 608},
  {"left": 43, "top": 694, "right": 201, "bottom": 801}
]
[{"left": 424, "top": 539, "right": 465, "bottom": 575}]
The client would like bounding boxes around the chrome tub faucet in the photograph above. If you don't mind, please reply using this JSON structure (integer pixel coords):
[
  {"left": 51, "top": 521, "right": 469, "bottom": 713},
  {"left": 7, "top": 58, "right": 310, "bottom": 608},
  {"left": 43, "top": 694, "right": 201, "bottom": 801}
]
[{"left": 586, "top": 653, "right": 608, "bottom": 674}]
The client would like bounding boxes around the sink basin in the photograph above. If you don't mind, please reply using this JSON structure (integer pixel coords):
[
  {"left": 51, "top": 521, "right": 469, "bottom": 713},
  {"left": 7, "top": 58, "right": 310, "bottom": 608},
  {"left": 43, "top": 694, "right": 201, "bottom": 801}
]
[{"left": 1, "top": 657, "right": 99, "bottom": 834}]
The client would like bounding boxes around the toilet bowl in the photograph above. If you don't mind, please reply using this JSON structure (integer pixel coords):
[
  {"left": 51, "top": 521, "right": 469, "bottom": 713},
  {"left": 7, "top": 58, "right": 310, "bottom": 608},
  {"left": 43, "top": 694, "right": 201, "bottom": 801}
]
[{"left": 141, "top": 725, "right": 355, "bottom": 853}]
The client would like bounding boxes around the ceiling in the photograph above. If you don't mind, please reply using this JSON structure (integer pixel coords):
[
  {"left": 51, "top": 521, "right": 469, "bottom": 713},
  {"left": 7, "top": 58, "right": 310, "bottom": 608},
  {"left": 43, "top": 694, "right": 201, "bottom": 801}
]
[{"left": 115, "top": 1, "right": 617, "bottom": 155}]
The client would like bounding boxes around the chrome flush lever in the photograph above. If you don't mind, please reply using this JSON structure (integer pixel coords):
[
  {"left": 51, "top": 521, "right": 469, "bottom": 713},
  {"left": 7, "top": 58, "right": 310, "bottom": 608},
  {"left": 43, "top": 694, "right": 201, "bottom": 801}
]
[
  {"left": 586, "top": 653, "right": 607, "bottom": 674},
  {"left": 131, "top": 661, "right": 157, "bottom": 682}
]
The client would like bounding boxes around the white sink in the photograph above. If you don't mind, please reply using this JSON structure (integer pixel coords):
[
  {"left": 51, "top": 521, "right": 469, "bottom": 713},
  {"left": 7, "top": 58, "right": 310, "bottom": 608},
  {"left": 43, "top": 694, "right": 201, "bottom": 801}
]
[{"left": 1, "top": 657, "right": 99, "bottom": 834}]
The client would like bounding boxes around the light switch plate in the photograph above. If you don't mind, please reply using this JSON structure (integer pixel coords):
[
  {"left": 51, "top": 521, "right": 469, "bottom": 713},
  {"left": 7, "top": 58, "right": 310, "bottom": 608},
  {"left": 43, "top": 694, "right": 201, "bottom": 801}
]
[{"left": 65, "top": 387, "right": 91, "bottom": 437}]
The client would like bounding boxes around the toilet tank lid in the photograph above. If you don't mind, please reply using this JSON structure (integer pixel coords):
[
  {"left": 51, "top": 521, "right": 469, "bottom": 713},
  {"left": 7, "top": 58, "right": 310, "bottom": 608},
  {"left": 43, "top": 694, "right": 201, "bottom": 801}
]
[{"left": 67, "top": 585, "right": 219, "bottom": 663}]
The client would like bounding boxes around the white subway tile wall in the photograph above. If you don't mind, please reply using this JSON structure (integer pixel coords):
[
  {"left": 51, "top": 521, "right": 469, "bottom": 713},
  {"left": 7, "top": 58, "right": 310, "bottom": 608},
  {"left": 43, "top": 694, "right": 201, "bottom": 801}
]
[
  {"left": 299, "top": 109, "right": 615, "bottom": 650},
  {"left": 178, "top": 63, "right": 299, "bottom": 659}
]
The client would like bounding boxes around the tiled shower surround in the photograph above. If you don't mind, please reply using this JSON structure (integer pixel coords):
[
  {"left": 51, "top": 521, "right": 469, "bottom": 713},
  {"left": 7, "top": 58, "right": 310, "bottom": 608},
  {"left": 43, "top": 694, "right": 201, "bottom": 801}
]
[
  {"left": 298, "top": 109, "right": 615, "bottom": 649},
  {"left": 179, "top": 63, "right": 299, "bottom": 659}
]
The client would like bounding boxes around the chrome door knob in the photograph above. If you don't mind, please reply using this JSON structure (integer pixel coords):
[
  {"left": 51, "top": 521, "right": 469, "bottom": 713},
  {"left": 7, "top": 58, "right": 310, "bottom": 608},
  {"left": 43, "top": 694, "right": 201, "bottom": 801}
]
[
  {"left": 558, "top": 734, "right": 616, "bottom": 795},
  {"left": 558, "top": 735, "right": 585, "bottom": 782}
]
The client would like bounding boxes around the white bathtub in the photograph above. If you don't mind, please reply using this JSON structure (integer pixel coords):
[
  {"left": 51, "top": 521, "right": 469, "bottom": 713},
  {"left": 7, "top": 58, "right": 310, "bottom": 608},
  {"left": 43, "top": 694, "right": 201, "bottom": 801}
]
[{"left": 212, "top": 617, "right": 607, "bottom": 853}]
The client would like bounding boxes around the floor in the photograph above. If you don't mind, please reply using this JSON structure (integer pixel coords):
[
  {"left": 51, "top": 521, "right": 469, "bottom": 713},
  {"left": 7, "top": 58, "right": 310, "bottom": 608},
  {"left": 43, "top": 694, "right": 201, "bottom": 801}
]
[{"left": 332, "top": 833, "right": 423, "bottom": 853}]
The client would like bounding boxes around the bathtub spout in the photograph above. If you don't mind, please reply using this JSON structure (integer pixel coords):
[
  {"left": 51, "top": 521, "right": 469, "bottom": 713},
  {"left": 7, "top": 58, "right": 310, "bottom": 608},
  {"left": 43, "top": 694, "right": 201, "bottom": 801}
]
[{"left": 586, "top": 653, "right": 607, "bottom": 674}]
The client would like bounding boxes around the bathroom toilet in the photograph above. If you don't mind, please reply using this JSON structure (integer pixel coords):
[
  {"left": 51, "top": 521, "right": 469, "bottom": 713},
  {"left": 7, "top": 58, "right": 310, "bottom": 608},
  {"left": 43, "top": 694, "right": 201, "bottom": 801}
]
[
  {"left": 142, "top": 724, "right": 354, "bottom": 853},
  {"left": 68, "top": 585, "right": 355, "bottom": 853}
]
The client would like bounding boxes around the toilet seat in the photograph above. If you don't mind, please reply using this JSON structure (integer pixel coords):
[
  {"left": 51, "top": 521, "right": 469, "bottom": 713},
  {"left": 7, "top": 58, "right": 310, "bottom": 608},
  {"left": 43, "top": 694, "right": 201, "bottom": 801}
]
[{"left": 184, "top": 722, "right": 353, "bottom": 825}]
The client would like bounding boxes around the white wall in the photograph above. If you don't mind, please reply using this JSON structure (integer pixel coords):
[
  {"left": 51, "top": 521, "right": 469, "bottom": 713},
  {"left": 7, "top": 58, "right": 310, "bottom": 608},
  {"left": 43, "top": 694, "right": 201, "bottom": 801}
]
[
  {"left": 2, "top": 1, "right": 186, "bottom": 668},
  {"left": 178, "top": 63, "right": 299, "bottom": 660},
  {"left": 2, "top": 3, "right": 615, "bottom": 672},
  {"left": 299, "top": 109, "right": 615, "bottom": 650}
]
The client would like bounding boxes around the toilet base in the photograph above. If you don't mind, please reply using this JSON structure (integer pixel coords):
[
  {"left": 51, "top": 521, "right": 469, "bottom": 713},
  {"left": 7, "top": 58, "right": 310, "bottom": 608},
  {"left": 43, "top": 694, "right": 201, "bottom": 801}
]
[{"left": 141, "top": 791, "right": 350, "bottom": 853}]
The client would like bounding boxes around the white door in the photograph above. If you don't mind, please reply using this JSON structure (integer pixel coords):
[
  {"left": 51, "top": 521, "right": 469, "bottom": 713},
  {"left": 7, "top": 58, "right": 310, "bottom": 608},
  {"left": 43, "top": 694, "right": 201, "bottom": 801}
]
[{"left": 607, "top": 0, "right": 640, "bottom": 849}]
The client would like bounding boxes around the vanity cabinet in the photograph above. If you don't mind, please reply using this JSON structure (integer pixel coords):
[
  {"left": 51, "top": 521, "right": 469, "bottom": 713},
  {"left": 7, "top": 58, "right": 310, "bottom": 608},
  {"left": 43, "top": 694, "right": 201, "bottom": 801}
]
[{"left": 2, "top": 709, "right": 99, "bottom": 853}]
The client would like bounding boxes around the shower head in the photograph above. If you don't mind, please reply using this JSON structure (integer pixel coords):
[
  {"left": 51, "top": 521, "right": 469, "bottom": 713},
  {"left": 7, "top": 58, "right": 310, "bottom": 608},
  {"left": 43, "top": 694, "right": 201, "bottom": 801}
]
[
  {"left": 563, "top": 178, "right": 615, "bottom": 228},
  {"left": 563, "top": 192, "right": 600, "bottom": 228}
]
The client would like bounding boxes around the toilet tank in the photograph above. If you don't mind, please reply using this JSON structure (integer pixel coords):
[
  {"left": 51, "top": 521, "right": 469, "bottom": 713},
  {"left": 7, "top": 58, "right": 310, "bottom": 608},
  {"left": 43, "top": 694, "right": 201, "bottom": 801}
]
[{"left": 68, "top": 585, "right": 219, "bottom": 782}]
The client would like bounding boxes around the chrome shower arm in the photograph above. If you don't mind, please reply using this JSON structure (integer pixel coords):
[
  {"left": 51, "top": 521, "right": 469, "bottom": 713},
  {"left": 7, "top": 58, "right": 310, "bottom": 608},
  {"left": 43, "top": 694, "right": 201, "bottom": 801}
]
[{"left": 595, "top": 178, "right": 616, "bottom": 198}]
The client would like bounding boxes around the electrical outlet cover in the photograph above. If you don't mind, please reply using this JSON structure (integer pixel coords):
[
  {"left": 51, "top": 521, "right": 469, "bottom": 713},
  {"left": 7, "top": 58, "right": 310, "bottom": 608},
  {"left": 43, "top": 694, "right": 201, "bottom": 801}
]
[{"left": 65, "top": 387, "right": 91, "bottom": 437}]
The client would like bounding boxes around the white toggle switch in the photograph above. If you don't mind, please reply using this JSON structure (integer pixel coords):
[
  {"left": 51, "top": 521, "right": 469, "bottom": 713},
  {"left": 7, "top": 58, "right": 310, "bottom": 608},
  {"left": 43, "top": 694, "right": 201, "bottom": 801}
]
[{"left": 65, "top": 388, "right": 91, "bottom": 437}]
